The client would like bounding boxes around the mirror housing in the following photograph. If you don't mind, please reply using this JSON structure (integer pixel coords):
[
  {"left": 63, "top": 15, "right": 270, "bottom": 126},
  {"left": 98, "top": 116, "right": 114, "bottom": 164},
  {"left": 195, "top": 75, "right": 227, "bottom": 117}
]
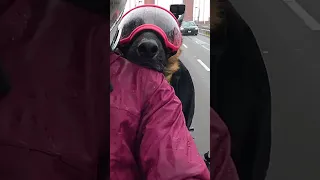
[
  {"left": 170, "top": 4, "right": 185, "bottom": 27},
  {"left": 170, "top": 4, "right": 185, "bottom": 19}
]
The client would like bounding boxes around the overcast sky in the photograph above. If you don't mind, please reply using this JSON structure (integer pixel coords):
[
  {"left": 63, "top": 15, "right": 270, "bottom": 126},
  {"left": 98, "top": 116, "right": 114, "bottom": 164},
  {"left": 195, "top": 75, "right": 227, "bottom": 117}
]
[{"left": 124, "top": 0, "right": 210, "bottom": 21}]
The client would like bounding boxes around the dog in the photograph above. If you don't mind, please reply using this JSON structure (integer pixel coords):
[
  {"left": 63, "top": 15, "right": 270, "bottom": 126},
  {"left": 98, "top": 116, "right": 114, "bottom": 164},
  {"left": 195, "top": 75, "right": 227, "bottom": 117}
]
[
  {"left": 118, "top": 31, "right": 169, "bottom": 73},
  {"left": 117, "top": 29, "right": 181, "bottom": 83},
  {"left": 117, "top": 30, "right": 195, "bottom": 129}
]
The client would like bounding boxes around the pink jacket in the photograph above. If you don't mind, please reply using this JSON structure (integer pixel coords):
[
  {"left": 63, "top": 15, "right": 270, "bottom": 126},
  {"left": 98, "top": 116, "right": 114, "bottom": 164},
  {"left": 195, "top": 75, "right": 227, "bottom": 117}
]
[{"left": 110, "top": 52, "right": 210, "bottom": 179}]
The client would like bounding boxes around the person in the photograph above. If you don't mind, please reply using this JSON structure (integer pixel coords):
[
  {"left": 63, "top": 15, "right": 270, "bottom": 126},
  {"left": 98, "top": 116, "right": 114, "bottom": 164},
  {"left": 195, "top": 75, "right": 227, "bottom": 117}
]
[
  {"left": 116, "top": 4, "right": 195, "bottom": 129},
  {"left": 111, "top": 3, "right": 209, "bottom": 179},
  {"left": 0, "top": 0, "right": 209, "bottom": 179},
  {"left": 211, "top": 1, "right": 271, "bottom": 180}
]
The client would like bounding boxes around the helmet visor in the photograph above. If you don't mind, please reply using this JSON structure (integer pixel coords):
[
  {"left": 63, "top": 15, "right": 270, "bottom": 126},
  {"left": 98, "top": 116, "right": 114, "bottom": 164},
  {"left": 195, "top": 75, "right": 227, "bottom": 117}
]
[{"left": 118, "top": 5, "right": 182, "bottom": 52}]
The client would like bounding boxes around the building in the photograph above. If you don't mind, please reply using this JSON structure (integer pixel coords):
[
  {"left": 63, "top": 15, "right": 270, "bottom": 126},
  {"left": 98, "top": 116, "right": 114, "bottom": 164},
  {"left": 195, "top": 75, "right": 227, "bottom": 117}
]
[
  {"left": 144, "top": 0, "right": 154, "bottom": 4},
  {"left": 184, "top": 0, "right": 194, "bottom": 21}
]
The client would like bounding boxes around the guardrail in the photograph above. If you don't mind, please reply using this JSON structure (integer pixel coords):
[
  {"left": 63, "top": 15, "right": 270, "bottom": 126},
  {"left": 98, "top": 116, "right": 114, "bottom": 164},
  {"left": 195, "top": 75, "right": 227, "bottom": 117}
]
[{"left": 198, "top": 28, "right": 210, "bottom": 37}]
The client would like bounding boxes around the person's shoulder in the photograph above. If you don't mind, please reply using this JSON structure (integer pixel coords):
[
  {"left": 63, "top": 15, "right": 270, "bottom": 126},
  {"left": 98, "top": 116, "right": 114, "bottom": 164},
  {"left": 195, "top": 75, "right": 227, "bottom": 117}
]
[
  {"left": 113, "top": 53, "right": 163, "bottom": 77},
  {"left": 110, "top": 53, "right": 169, "bottom": 90},
  {"left": 112, "top": 54, "right": 173, "bottom": 101}
]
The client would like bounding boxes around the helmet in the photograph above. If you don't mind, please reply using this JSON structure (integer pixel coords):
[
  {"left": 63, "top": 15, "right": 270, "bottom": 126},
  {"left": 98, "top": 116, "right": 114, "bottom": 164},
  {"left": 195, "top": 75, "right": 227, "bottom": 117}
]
[
  {"left": 110, "top": 0, "right": 127, "bottom": 50},
  {"left": 117, "top": 4, "right": 182, "bottom": 53}
]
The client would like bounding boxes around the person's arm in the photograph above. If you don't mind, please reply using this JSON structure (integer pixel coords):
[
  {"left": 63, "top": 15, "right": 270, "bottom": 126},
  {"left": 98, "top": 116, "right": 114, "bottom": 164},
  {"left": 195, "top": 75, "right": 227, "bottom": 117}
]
[{"left": 138, "top": 72, "right": 209, "bottom": 180}]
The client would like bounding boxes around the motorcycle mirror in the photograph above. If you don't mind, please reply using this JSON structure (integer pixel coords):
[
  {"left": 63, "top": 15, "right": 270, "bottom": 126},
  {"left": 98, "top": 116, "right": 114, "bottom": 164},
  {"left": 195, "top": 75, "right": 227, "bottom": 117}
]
[
  {"left": 170, "top": 4, "right": 185, "bottom": 27},
  {"left": 170, "top": 4, "right": 185, "bottom": 19}
]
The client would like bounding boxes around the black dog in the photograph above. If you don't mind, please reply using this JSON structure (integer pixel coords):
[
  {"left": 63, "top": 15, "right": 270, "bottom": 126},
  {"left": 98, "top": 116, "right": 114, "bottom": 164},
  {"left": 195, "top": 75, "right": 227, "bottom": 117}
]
[{"left": 119, "top": 31, "right": 168, "bottom": 73}]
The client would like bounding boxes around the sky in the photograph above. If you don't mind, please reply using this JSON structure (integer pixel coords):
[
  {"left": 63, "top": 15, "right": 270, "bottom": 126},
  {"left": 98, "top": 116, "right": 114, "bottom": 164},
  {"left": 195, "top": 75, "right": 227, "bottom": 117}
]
[{"left": 124, "top": 0, "right": 210, "bottom": 21}]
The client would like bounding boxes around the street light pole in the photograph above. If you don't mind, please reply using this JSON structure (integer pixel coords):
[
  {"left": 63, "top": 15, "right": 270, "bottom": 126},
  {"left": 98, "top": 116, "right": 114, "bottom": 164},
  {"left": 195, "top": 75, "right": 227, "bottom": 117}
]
[
  {"left": 202, "top": 0, "right": 205, "bottom": 23},
  {"left": 198, "top": 7, "right": 200, "bottom": 23},
  {"left": 198, "top": 0, "right": 200, "bottom": 23}
]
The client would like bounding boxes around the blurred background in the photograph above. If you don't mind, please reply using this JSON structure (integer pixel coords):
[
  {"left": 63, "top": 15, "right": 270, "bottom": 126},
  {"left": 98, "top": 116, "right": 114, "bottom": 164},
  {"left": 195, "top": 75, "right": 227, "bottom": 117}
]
[{"left": 230, "top": 0, "right": 320, "bottom": 179}]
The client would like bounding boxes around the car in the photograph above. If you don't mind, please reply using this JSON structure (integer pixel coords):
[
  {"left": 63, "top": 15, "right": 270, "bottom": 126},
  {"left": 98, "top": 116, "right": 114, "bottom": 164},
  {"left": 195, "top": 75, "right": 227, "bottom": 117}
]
[{"left": 180, "top": 21, "right": 199, "bottom": 36}]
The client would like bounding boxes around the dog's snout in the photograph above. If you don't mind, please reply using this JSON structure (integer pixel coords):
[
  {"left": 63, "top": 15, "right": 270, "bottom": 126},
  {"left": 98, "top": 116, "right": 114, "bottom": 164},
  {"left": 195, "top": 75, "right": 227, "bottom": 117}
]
[{"left": 137, "top": 40, "right": 159, "bottom": 58}]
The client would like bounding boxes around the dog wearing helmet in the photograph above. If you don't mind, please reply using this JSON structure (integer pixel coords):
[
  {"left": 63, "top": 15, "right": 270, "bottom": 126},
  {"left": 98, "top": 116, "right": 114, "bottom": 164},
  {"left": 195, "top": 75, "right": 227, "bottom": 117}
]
[{"left": 116, "top": 4, "right": 195, "bottom": 129}]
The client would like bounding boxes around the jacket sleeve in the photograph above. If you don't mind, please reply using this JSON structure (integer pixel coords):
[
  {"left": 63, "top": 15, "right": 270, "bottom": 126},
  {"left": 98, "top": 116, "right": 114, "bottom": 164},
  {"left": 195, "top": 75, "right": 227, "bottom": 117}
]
[
  {"left": 211, "top": 108, "right": 239, "bottom": 180},
  {"left": 138, "top": 71, "right": 210, "bottom": 180}
]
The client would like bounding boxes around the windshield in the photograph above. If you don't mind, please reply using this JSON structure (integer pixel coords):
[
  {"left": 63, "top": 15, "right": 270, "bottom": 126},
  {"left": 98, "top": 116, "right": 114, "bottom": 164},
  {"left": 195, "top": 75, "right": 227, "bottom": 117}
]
[{"left": 182, "top": 21, "right": 196, "bottom": 27}]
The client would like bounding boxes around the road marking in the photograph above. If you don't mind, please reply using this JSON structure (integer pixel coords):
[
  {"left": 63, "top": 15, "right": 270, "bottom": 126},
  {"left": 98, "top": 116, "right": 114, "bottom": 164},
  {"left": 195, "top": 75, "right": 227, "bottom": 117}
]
[
  {"left": 194, "top": 37, "right": 210, "bottom": 46},
  {"left": 197, "top": 59, "right": 210, "bottom": 71},
  {"left": 185, "top": 37, "right": 209, "bottom": 51},
  {"left": 283, "top": 0, "right": 320, "bottom": 30},
  {"left": 202, "top": 45, "right": 210, "bottom": 51},
  {"left": 182, "top": 44, "right": 188, "bottom": 48}
]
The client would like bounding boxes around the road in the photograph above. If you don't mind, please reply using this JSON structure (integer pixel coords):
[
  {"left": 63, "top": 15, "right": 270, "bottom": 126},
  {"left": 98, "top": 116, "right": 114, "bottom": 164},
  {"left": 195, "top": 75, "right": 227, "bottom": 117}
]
[
  {"left": 179, "top": 34, "right": 210, "bottom": 155},
  {"left": 230, "top": 0, "right": 320, "bottom": 179}
]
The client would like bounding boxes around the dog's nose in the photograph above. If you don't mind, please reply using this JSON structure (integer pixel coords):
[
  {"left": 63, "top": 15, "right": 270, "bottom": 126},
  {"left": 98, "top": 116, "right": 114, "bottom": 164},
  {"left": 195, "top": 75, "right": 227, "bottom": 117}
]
[{"left": 137, "top": 40, "right": 159, "bottom": 58}]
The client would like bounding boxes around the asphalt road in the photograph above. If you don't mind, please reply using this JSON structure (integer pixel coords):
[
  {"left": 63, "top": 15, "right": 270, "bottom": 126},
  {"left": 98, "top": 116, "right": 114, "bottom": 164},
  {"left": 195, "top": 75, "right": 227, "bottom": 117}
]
[
  {"left": 179, "top": 34, "right": 210, "bottom": 155},
  {"left": 230, "top": 0, "right": 320, "bottom": 179}
]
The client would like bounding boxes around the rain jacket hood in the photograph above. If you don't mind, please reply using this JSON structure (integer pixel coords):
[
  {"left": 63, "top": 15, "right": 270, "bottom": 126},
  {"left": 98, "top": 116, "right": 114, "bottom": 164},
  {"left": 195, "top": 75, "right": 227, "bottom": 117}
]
[{"left": 0, "top": 0, "right": 209, "bottom": 179}]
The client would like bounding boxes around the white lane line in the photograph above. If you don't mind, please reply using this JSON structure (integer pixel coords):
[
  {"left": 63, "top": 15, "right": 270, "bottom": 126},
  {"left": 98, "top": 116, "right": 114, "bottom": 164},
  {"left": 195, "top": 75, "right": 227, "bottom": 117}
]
[
  {"left": 202, "top": 45, "right": 210, "bottom": 51},
  {"left": 197, "top": 59, "right": 210, "bottom": 72},
  {"left": 183, "top": 44, "right": 188, "bottom": 48},
  {"left": 194, "top": 37, "right": 210, "bottom": 46},
  {"left": 283, "top": 0, "right": 320, "bottom": 30},
  {"left": 185, "top": 37, "right": 209, "bottom": 50}
]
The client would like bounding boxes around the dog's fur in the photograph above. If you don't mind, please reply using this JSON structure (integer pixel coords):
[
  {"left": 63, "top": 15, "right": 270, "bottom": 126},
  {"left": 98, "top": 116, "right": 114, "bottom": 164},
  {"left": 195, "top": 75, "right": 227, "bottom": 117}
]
[{"left": 164, "top": 48, "right": 182, "bottom": 82}]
